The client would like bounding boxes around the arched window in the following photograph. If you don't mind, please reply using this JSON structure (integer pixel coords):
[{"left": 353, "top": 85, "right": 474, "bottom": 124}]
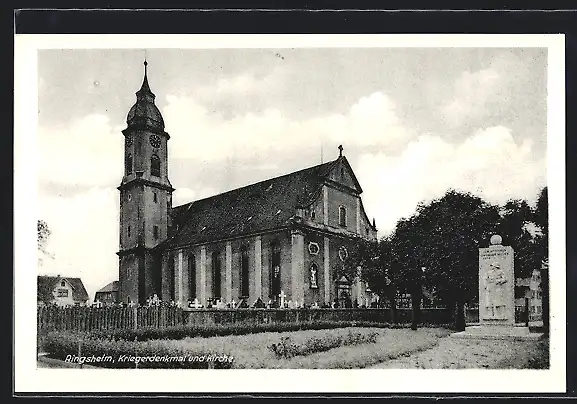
[
  {"left": 169, "top": 254, "right": 175, "bottom": 301},
  {"left": 212, "top": 251, "right": 221, "bottom": 299},
  {"left": 240, "top": 246, "right": 250, "bottom": 298},
  {"left": 188, "top": 254, "right": 196, "bottom": 299},
  {"left": 151, "top": 154, "right": 161, "bottom": 177},
  {"left": 126, "top": 154, "right": 133, "bottom": 174},
  {"left": 339, "top": 206, "right": 347, "bottom": 227},
  {"left": 270, "top": 241, "right": 281, "bottom": 297}
]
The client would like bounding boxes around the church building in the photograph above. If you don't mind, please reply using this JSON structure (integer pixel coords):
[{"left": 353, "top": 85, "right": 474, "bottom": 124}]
[{"left": 117, "top": 62, "right": 378, "bottom": 308}]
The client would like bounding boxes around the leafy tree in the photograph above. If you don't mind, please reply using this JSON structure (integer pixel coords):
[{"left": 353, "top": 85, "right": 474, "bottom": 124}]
[
  {"left": 534, "top": 187, "right": 548, "bottom": 237},
  {"left": 394, "top": 190, "right": 500, "bottom": 331},
  {"left": 37, "top": 219, "right": 52, "bottom": 265},
  {"left": 344, "top": 237, "right": 400, "bottom": 315},
  {"left": 339, "top": 238, "right": 380, "bottom": 308},
  {"left": 533, "top": 187, "right": 549, "bottom": 333},
  {"left": 339, "top": 239, "right": 372, "bottom": 285},
  {"left": 497, "top": 199, "right": 544, "bottom": 280},
  {"left": 343, "top": 187, "right": 548, "bottom": 332},
  {"left": 498, "top": 188, "right": 548, "bottom": 332},
  {"left": 366, "top": 236, "right": 401, "bottom": 314}
]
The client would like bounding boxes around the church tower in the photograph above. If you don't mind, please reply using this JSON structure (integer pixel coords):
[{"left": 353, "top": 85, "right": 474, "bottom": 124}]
[{"left": 117, "top": 60, "right": 174, "bottom": 305}]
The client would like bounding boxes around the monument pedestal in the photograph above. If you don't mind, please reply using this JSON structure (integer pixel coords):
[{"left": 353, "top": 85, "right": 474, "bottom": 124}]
[{"left": 450, "top": 325, "right": 542, "bottom": 341}]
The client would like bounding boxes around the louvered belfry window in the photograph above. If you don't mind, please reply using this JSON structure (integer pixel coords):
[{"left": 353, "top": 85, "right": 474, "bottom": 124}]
[{"left": 151, "top": 154, "right": 161, "bottom": 177}]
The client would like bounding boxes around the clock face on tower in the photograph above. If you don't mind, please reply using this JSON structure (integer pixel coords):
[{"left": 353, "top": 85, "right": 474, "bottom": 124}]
[{"left": 149, "top": 134, "right": 161, "bottom": 148}]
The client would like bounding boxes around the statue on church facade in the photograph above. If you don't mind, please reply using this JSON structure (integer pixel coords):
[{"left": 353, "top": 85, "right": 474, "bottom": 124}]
[{"left": 310, "top": 264, "right": 318, "bottom": 289}]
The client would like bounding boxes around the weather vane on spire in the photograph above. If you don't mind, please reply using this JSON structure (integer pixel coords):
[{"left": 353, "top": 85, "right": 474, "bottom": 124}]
[
  {"left": 144, "top": 50, "right": 148, "bottom": 72},
  {"left": 338, "top": 145, "right": 343, "bottom": 157}
]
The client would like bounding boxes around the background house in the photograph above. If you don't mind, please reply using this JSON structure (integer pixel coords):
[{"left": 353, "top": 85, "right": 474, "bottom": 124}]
[
  {"left": 528, "top": 267, "right": 543, "bottom": 323},
  {"left": 37, "top": 275, "right": 89, "bottom": 306},
  {"left": 514, "top": 267, "right": 543, "bottom": 324},
  {"left": 94, "top": 280, "right": 119, "bottom": 305}
]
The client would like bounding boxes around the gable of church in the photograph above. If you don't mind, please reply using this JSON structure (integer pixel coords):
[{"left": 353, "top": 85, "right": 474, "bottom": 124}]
[{"left": 325, "top": 157, "right": 363, "bottom": 195}]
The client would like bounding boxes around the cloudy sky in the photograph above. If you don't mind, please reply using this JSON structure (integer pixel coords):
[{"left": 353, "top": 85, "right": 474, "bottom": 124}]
[{"left": 37, "top": 46, "right": 548, "bottom": 301}]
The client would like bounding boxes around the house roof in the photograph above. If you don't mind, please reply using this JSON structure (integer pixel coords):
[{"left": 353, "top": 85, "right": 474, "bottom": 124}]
[
  {"left": 37, "top": 275, "right": 89, "bottom": 303},
  {"left": 96, "top": 280, "right": 119, "bottom": 293},
  {"left": 163, "top": 156, "right": 354, "bottom": 249}
]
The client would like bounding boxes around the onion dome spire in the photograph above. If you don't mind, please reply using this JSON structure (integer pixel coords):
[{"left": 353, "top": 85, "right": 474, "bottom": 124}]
[
  {"left": 126, "top": 59, "right": 164, "bottom": 130},
  {"left": 136, "top": 59, "right": 155, "bottom": 102}
]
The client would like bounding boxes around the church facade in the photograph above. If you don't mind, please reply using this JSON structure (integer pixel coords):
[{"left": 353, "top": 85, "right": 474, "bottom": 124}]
[{"left": 117, "top": 63, "right": 378, "bottom": 308}]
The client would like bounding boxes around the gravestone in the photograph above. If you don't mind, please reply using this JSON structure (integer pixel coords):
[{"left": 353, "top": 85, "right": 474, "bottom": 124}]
[{"left": 479, "top": 234, "right": 515, "bottom": 326}]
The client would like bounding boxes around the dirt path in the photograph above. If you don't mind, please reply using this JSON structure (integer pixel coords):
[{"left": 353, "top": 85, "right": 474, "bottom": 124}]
[{"left": 367, "top": 335, "right": 547, "bottom": 369}]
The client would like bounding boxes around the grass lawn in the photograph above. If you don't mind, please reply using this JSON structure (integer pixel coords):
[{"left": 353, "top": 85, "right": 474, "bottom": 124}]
[
  {"left": 368, "top": 335, "right": 549, "bottom": 369},
  {"left": 40, "top": 325, "right": 547, "bottom": 370},
  {"left": 165, "top": 327, "right": 451, "bottom": 369}
]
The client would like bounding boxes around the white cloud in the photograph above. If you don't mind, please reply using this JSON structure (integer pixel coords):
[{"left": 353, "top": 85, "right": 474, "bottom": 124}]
[
  {"left": 173, "top": 187, "right": 217, "bottom": 206},
  {"left": 164, "top": 91, "right": 409, "bottom": 162},
  {"left": 440, "top": 54, "right": 532, "bottom": 127},
  {"left": 38, "top": 114, "right": 124, "bottom": 188},
  {"left": 357, "top": 126, "right": 546, "bottom": 236},
  {"left": 196, "top": 67, "right": 289, "bottom": 98}
]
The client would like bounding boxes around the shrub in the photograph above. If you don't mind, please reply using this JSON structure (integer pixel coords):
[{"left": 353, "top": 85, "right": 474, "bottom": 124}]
[
  {"left": 269, "top": 329, "right": 379, "bottom": 359},
  {"left": 43, "top": 331, "right": 234, "bottom": 369},
  {"left": 267, "top": 328, "right": 450, "bottom": 369},
  {"left": 527, "top": 337, "right": 550, "bottom": 369},
  {"left": 86, "top": 320, "right": 410, "bottom": 342}
]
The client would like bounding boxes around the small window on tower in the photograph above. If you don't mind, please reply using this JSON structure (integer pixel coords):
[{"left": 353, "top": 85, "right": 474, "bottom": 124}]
[
  {"left": 153, "top": 192, "right": 158, "bottom": 203},
  {"left": 153, "top": 225, "right": 159, "bottom": 240},
  {"left": 311, "top": 209, "right": 316, "bottom": 221},
  {"left": 128, "top": 226, "right": 131, "bottom": 238},
  {"left": 126, "top": 154, "right": 133, "bottom": 174},
  {"left": 151, "top": 154, "right": 161, "bottom": 177},
  {"left": 339, "top": 206, "right": 347, "bottom": 227}
]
